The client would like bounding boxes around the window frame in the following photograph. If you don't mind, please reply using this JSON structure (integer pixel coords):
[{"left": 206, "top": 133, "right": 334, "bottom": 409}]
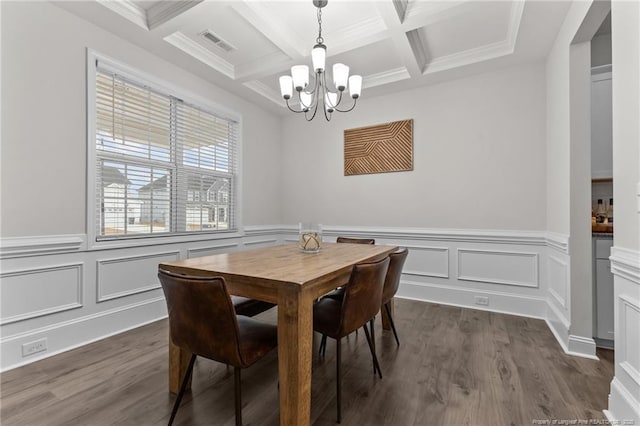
[{"left": 86, "top": 49, "right": 243, "bottom": 249}]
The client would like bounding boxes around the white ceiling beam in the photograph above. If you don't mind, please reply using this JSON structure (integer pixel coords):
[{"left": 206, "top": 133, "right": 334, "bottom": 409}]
[
  {"left": 231, "top": 1, "right": 307, "bottom": 61},
  {"left": 147, "top": 0, "right": 204, "bottom": 31},
  {"left": 375, "top": 1, "right": 423, "bottom": 78},
  {"left": 164, "top": 32, "right": 235, "bottom": 79},
  {"left": 96, "top": 0, "right": 147, "bottom": 30}
]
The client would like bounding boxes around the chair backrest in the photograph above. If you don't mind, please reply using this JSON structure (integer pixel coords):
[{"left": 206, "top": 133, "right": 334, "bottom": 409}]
[
  {"left": 339, "top": 256, "right": 390, "bottom": 336},
  {"left": 336, "top": 236, "right": 375, "bottom": 245},
  {"left": 382, "top": 248, "right": 409, "bottom": 304},
  {"left": 158, "top": 269, "right": 243, "bottom": 366}
]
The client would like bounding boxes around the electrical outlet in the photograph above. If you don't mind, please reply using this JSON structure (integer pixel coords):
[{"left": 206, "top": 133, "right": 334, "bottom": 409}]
[
  {"left": 474, "top": 296, "right": 489, "bottom": 306},
  {"left": 22, "top": 338, "right": 47, "bottom": 357}
]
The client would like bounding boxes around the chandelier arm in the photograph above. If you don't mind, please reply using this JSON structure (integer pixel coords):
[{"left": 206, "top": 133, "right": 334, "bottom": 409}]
[
  {"left": 285, "top": 98, "right": 305, "bottom": 114},
  {"left": 334, "top": 97, "right": 358, "bottom": 113},
  {"left": 305, "top": 101, "right": 319, "bottom": 121}
]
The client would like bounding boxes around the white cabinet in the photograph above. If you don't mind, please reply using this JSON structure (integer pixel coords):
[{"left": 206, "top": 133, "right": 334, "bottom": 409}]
[
  {"left": 591, "top": 72, "right": 613, "bottom": 179},
  {"left": 594, "top": 237, "right": 614, "bottom": 342}
]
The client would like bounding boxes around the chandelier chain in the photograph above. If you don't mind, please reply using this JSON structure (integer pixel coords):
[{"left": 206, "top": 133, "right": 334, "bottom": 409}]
[{"left": 316, "top": 8, "right": 323, "bottom": 44}]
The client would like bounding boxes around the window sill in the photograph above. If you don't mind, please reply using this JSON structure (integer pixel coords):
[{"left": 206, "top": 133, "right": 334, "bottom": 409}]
[{"left": 88, "top": 230, "right": 245, "bottom": 251}]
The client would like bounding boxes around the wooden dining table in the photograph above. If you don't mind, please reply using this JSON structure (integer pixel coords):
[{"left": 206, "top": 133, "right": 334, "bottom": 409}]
[{"left": 158, "top": 242, "right": 398, "bottom": 426}]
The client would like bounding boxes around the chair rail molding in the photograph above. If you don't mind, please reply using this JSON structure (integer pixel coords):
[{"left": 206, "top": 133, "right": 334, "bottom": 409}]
[{"left": 0, "top": 234, "right": 86, "bottom": 259}]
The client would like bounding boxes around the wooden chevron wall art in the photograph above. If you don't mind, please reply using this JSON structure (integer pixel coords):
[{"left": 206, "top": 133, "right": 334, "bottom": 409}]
[{"left": 344, "top": 119, "right": 413, "bottom": 176}]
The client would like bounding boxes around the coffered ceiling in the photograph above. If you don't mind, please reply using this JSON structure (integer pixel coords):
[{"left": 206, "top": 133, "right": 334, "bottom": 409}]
[{"left": 55, "top": 0, "right": 572, "bottom": 115}]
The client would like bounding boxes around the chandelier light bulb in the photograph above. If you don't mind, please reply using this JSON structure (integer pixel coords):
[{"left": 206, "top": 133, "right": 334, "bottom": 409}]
[
  {"left": 325, "top": 92, "right": 338, "bottom": 111},
  {"left": 312, "top": 44, "right": 327, "bottom": 72},
  {"left": 348, "top": 75, "right": 362, "bottom": 99},
  {"left": 333, "top": 63, "right": 349, "bottom": 91},
  {"left": 300, "top": 91, "right": 313, "bottom": 111},
  {"left": 279, "top": 75, "right": 293, "bottom": 99},
  {"left": 291, "top": 65, "right": 309, "bottom": 91}
]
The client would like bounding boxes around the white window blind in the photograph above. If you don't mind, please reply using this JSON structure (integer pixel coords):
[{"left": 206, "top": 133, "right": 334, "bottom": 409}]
[{"left": 94, "top": 62, "right": 238, "bottom": 239}]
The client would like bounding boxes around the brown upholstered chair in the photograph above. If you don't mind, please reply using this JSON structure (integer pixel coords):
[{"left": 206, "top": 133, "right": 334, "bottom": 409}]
[
  {"left": 319, "top": 236, "right": 375, "bottom": 356},
  {"left": 335, "top": 236, "right": 375, "bottom": 245},
  {"left": 158, "top": 269, "right": 278, "bottom": 426},
  {"left": 380, "top": 248, "right": 409, "bottom": 346},
  {"left": 323, "top": 237, "right": 375, "bottom": 302},
  {"left": 313, "top": 256, "right": 390, "bottom": 423}
]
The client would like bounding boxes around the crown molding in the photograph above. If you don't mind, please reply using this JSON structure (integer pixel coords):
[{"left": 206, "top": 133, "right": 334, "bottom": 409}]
[
  {"left": 164, "top": 32, "right": 235, "bottom": 79},
  {"left": 363, "top": 67, "right": 411, "bottom": 89},
  {"left": 146, "top": 0, "right": 203, "bottom": 30},
  {"left": 97, "top": 0, "right": 148, "bottom": 30},
  {"left": 243, "top": 80, "right": 284, "bottom": 107}
]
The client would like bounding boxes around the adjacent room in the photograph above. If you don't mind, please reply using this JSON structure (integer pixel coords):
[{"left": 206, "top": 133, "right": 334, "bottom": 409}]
[{"left": 1, "top": 0, "right": 639, "bottom": 425}]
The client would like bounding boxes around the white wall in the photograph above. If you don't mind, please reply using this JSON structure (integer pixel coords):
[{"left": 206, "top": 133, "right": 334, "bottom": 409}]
[
  {"left": 544, "top": 0, "right": 601, "bottom": 358},
  {"left": 0, "top": 1, "right": 281, "bottom": 237},
  {"left": 608, "top": 0, "right": 640, "bottom": 422},
  {"left": 281, "top": 63, "right": 547, "bottom": 231},
  {"left": 591, "top": 33, "right": 612, "bottom": 68}
]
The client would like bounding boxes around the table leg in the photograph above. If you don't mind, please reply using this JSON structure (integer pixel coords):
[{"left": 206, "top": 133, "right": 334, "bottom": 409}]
[
  {"left": 169, "top": 336, "right": 192, "bottom": 394},
  {"left": 277, "top": 288, "right": 313, "bottom": 426},
  {"left": 381, "top": 297, "right": 395, "bottom": 331}
]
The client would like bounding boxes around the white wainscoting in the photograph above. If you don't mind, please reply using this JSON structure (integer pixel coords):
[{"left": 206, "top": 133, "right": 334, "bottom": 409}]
[
  {"left": 544, "top": 235, "right": 573, "bottom": 358},
  {"left": 0, "top": 263, "right": 84, "bottom": 325},
  {"left": 283, "top": 225, "right": 550, "bottom": 320},
  {"left": 0, "top": 227, "right": 284, "bottom": 371},
  {"left": 606, "top": 247, "right": 640, "bottom": 423},
  {"left": 96, "top": 251, "right": 180, "bottom": 302},
  {"left": 0, "top": 225, "right": 599, "bottom": 372}
]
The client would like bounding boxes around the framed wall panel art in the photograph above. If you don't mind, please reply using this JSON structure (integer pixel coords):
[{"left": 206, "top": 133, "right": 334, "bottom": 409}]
[{"left": 344, "top": 119, "right": 413, "bottom": 176}]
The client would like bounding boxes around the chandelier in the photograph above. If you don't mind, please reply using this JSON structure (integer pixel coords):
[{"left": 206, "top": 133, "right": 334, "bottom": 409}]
[{"left": 278, "top": 0, "right": 362, "bottom": 121}]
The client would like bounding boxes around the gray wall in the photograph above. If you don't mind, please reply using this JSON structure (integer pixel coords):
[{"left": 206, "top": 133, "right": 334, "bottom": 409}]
[
  {"left": 0, "top": 1, "right": 282, "bottom": 237},
  {"left": 281, "top": 63, "right": 547, "bottom": 231}
]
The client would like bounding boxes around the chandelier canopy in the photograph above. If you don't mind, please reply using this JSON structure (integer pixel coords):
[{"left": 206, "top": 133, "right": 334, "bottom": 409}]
[{"left": 278, "top": 0, "right": 362, "bottom": 121}]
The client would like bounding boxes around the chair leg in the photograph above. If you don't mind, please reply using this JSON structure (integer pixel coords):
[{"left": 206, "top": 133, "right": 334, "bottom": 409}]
[
  {"left": 336, "top": 337, "right": 342, "bottom": 424},
  {"left": 384, "top": 303, "right": 400, "bottom": 346},
  {"left": 362, "top": 324, "right": 382, "bottom": 379},
  {"left": 319, "top": 334, "right": 327, "bottom": 358},
  {"left": 234, "top": 367, "right": 242, "bottom": 426},
  {"left": 369, "top": 318, "right": 376, "bottom": 374},
  {"left": 168, "top": 354, "right": 197, "bottom": 426}
]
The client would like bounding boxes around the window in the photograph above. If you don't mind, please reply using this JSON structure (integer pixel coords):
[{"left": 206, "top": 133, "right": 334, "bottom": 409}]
[{"left": 92, "top": 58, "right": 238, "bottom": 240}]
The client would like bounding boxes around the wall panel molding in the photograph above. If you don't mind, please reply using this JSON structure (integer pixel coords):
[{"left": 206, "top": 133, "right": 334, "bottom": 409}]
[
  {"left": 547, "top": 255, "right": 568, "bottom": 308},
  {"left": 96, "top": 251, "right": 179, "bottom": 302},
  {"left": 0, "top": 263, "right": 84, "bottom": 325},
  {"left": 401, "top": 244, "right": 449, "bottom": 278},
  {"left": 457, "top": 248, "right": 539, "bottom": 288},
  {"left": 187, "top": 243, "right": 239, "bottom": 258}
]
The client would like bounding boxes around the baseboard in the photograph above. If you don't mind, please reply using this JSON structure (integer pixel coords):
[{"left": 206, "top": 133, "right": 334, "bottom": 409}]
[
  {"left": 607, "top": 377, "right": 640, "bottom": 423},
  {"left": 397, "top": 280, "right": 547, "bottom": 319},
  {"left": 0, "top": 297, "right": 167, "bottom": 372},
  {"left": 567, "top": 334, "right": 597, "bottom": 359}
]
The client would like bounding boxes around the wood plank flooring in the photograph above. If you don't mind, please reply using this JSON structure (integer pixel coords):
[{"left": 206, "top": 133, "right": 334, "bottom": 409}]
[{"left": 1, "top": 300, "right": 614, "bottom": 425}]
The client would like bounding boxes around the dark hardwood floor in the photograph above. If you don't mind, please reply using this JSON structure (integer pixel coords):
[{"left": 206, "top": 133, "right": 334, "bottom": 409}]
[{"left": 0, "top": 300, "right": 614, "bottom": 425}]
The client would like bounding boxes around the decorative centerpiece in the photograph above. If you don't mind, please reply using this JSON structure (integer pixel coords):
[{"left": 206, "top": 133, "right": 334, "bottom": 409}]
[{"left": 298, "top": 222, "right": 322, "bottom": 253}]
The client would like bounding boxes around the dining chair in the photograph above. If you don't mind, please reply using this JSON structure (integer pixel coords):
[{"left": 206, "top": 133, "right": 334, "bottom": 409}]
[
  {"left": 380, "top": 248, "right": 409, "bottom": 346},
  {"left": 313, "top": 256, "right": 390, "bottom": 423},
  {"left": 335, "top": 236, "right": 375, "bottom": 245},
  {"left": 319, "top": 236, "right": 375, "bottom": 356},
  {"left": 158, "top": 269, "right": 278, "bottom": 426}
]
